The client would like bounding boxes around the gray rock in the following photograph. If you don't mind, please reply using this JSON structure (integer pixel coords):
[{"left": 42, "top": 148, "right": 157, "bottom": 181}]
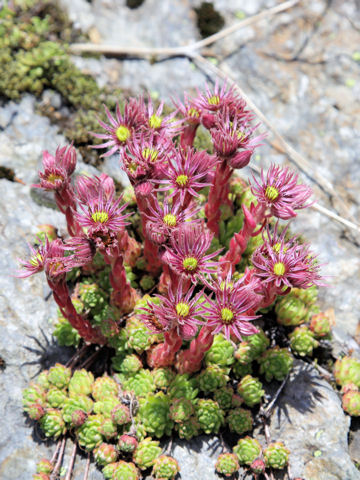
[{"left": 263, "top": 360, "right": 360, "bottom": 480}]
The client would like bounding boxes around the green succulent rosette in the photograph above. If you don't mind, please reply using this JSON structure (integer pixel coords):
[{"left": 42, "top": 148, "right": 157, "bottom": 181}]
[
  {"left": 168, "top": 373, "right": 198, "bottom": 400},
  {"left": 46, "top": 387, "right": 67, "bottom": 408},
  {"left": 263, "top": 441, "right": 290, "bottom": 469},
  {"left": 237, "top": 375, "right": 265, "bottom": 407},
  {"left": 258, "top": 347, "right": 294, "bottom": 382},
  {"left": 119, "top": 369, "right": 155, "bottom": 397},
  {"left": 195, "top": 399, "right": 224, "bottom": 434},
  {"left": 76, "top": 414, "right": 104, "bottom": 451},
  {"left": 169, "top": 398, "right": 194, "bottom": 423},
  {"left": 213, "top": 386, "right": 234, "bottom": 410},
  {"left": 197, "top": 365, "right": 229, "bottom": 394},
  {"left": 233, "top": 436, "right": 262, "bottom": 465},
  {"left": 334, "top": 356, "right": 360, "bottom": 388},
  {"left": 92, "top": 376, "right": 119, "bottom": 401},
  {"left": 68, "top": 369, "right": 94, "bottom": 397},
  {"left": 215, "top": 453, "right": 240, "bottom": 477},
  {"left": 133, "top": 437, "right": 162, "bottom": 470},
  {"left": 137, "top": 392, "right": 173, "bottom": 438},
  {"left": 289, "top": 326, "right": 319, "bottom": 357},
  {"left": 152, "top": 455, "right": 180, "bottom": 479},
  {"left": 275, "top": 295, "right": 309, "bottom": 326},
  {"left": 93, "top": 442, "right": 118, "bottom": 466},
  {"left": 152, "top": 367, "right": 176, "bottom": 390},
  {"left": 47, "top": 363, "right": 71, "bottom": 389},
  {"left": 226, "top": 408, "right": 253, "bottom": 435},
  {"left": 62, "top": 395, "right": 93, "bottom": 425},
  {"left": 204, "top": 334, "right": 235, "bottom": 367},
  {"left": 175, "top": 416, "right": 201, "bottom": 440},
  {"left": 39, "top": 408, "right": 66, "bottom": 439},
  {"left": 112, "top": 461, "right": 139, "bottom": 480}
]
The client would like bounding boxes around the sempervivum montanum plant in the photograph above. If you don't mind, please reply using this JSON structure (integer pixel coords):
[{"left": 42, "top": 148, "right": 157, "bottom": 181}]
[{"left": 18, "top": 81, "right": 325, "bottom": 479}]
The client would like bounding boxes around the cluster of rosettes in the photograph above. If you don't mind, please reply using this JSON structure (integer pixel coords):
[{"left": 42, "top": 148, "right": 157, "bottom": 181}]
[
  {"left": 23, "top": 364, "right": 181, "bottom": 480},
  {"left": 333, "top": 356, "right": 360, "bottom": 417},
  {"left": 274, "top": 286, "right": 332, "bottom": 358},
  {"left": 215, "top": 438, "right": 290, "bottom": 477}
]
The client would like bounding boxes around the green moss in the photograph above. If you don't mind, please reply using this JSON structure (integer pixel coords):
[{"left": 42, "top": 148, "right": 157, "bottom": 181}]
[{"left": 0, "top": 0, "right": 124, "bottom": 163}]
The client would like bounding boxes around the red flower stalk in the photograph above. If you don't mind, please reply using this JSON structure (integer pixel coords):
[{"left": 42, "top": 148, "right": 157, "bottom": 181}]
[
  {"left": 33, "top": 145, "right": 79, "bottom": 236},
  {"left": 153, "top": 148, "right": 218, "bottom": 207},
  {"left": 220, "top": 201, "right": 266, "bottom": 277},
  {"left": 147, "top": 328, "right": 183, "bottom": 368},
  {"left": 175, "top": 326, "right": 214, "bottom": 374},
  {"left": 91, "top": 100, "right": 144, "bottom": 157},
  {"left": 18, "top": 239, "right": 104, "bottom": 343},
  {"left": 250, "top": 164, "right": 313, "bottom": 220},
  {"left": 203, "top": 274, "right": 261, "bottom": 341},
  {"left": 164, "top": 224, "right": 222, "bottom": 283},
  {"left": 205, "top": 111, "right": 263, "bottom": 236},
  {"left": 173, "top": 93, "right": 202, "bottom": 148}
]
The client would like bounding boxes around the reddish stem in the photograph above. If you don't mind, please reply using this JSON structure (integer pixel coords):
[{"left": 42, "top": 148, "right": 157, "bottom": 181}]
[
  {"left": 147, "top": 328, "right": 183, "bottom": 368},
  {"left": 175, "top": 326, "right": 214, "bottom": 374},
  {"left": 205, "top": 159, "right": 232, "bottom": 236},
  {"left": 220, "top": 202, "right": 266, "bottom": 278},
  {"left": 48, "top": 277, "right": 105, "bottom": 344},
  {"left": 103, "top": 251, "right": 138, "bottom": 314}
]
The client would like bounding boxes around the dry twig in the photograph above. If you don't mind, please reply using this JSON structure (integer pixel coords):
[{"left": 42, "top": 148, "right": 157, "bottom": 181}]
[{"left": 69, "top": 0, "right": 299, "bottom": 57}]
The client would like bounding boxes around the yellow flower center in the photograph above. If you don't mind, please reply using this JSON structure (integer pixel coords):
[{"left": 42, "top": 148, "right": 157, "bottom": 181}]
[
  {"left": 30, "top": 253, "right": 43, "bottom": 267},
  {"left": 188, "top": 107, "right": 200, "bottom": 118},
  {"left": 91, "top": 211, "right": 109, "bottom": 223},
  {"left": 265, "top": 185, "right": 279, "bottom": 202},
  {"left": 183, "top": 257, "right": 198, "bottom": 271},
  {"left": 163, "top": 214, "right": 177, "bottom": 227},
  {"left": 176, "top": 302, "right": 190, "bottom": 317},
  {"left": 273, "top": 262, "right": 286, "bottom": 276},
  {"left": 176, "top": 174, "right": 188, "bottom": 187},
  {"left": 221, "top": 308, "right": 234, "bottom": 324},
  {"left": 149, "top": 114, "right": 162, "bottom": 129},
  {"left": 47, "top": 173, "right": 64, "bottom": 184},
  {"left": 208, "top": 95, "right": 220, "bottom": 105},
  {"left": 116, "top": 125, "right": 131, "bottom": 143},
  {"left": 142, "top": 148, "right": 159, "bottom": 162}
]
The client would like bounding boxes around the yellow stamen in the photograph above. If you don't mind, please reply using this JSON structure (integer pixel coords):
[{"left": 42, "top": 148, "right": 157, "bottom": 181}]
[
  {"left": 265, "top": 185, "right": 279, "bottom": 202},
  {"left": 237, "top": 130, "right": 246, "bottom": 141},
  {"left": 30, "top": 253, "right": 43, "bottom": 267},
  {"left": 208, "top": 95, "right": 220, "bottom": 105},
  {"left": 142, "top": 148, "right": 159, "bottom": 162},
  {"left": 116, "top": 125, "right": 131, "bottom": 143},
  {"left": 47, "top": 173, "right": 63, "bottom": 184},
  {"left": 163, "top": 214, "right": 177, "bottom": 227},
  {"left": 221, "top": 308, "right": 234, "bottom": 324},
  {"left": 188, "top": 107, "right": 200, "bottom": 118},
  {"left": 176, "top": 174, "right": 188, "bottom": 187},
  {"left": 183, "top": 257, "right": 198, "bottom": 271},
  {"left": 273, "top": 262, "right": 286, "bottom": 276},
  {"left": 176, "top": 302, "right": 190, "bottom": 317},
  {"left": 91, "top": 211, "right": 109, "bottom": 223},
  {"left": 149, "top": 114, "right": 162, "bottom": 129}
]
